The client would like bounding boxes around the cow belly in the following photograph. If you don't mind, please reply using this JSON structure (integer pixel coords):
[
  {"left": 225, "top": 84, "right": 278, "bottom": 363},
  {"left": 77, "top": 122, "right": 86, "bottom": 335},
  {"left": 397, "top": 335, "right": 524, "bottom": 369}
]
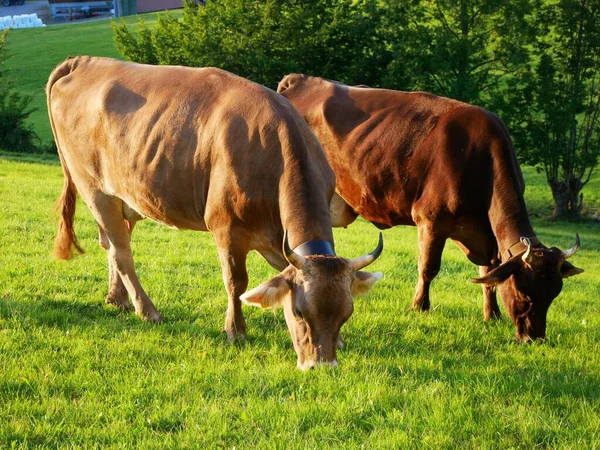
[
  {"left": 123, "top": 195, "right": 208, "bottom": 231},
  {"left": 108, "top": 180, "right": 209, "bottom": 231}
]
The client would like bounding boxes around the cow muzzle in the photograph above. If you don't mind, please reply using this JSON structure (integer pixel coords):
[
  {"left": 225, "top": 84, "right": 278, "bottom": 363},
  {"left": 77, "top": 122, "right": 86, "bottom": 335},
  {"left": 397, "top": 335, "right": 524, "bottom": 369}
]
[
  {"left": 297, "top": 359, "right": 339, "bottom": 371},
  {"left": 516, "top": 314, "right": 547, "bottom": 342}
]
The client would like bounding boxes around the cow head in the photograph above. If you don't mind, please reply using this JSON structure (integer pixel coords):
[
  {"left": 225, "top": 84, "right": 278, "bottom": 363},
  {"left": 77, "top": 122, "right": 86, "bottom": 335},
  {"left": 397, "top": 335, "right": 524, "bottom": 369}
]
[
  {"left": 241, "top": 233, "right": 383, "bottom": 370},
  {"left": 473, "top": 235, "right": 583, "bottom": 341}
]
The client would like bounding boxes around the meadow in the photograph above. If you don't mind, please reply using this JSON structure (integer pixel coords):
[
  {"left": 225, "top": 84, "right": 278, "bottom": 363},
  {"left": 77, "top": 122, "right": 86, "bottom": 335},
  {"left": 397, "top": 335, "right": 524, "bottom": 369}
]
[
  {"left": 1, "top": 12, "right": 600, "bottom": 449},
  {"left": 1, "top": 158, "right": 600, "bottom": 448}
]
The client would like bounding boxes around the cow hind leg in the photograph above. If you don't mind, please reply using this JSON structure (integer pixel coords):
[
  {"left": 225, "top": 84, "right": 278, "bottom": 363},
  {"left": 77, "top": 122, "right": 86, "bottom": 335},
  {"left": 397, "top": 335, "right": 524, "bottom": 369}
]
[
  {"left": 480, "top": 265, "right": 501, "bottom": 321},
  {"left": 92, "top": 194, "right": 161, "bottom": 322},
  {"left": 214, "top": 229, "right": 249, "bottom": 342},
  {"left": 411, "top": 223, "right": 446, "bottom": 311},
  {"left": 98, "top": 224, "right": 133, "bottom": 311}
]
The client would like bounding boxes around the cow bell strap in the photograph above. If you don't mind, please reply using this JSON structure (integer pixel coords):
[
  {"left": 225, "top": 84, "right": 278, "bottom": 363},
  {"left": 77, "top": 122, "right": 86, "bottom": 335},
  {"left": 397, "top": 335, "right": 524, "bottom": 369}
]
[
  {"left": 503, "top": 236, "right": 541, "bottom": 262},
  {"left": 294, "top": 240, "right": 335, "bottom": 257}
]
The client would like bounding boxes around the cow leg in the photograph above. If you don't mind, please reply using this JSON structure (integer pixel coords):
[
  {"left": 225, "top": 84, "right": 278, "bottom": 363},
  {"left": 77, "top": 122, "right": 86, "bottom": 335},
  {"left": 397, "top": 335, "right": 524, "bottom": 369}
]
[
  {"left": 411, "top": 223, "right": 446, "bottom": 311},
  {"left": 98, "top": 223, "right": 133, "bottom": 311},
  {"left": 92, "top": 194, "right": 161, "bottom": 322},
  {"left": 480, "top": 265, "right": 501, "bottom": 321},
  {"left": 214, "top": 231, "right": 249, "bottom": 342}
]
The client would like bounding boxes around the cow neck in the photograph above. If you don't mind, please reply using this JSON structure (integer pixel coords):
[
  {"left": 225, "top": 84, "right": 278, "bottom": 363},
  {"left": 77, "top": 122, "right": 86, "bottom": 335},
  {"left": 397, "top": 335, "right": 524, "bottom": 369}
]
[
  {"left": 279, "top": 200, "right": 334, "bottom": 250},
  {"left": 277, "top": 147, "right": 334, "bottom": 249},
  {"left": 488, "top": 163, "right": 538, "bottom": 263},
  {"left": 489, "top": 202, "right": 539, "bottom": 262}
]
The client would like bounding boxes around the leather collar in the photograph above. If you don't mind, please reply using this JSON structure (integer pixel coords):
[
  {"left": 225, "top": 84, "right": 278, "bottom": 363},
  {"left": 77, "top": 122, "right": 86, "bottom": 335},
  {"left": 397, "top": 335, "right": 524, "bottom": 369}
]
[
  {"left": 502, "top": 236, "right": 541, "bottom": 261},
  {"left": 293, "top": 240, "right": 335, "bottom": 257}
]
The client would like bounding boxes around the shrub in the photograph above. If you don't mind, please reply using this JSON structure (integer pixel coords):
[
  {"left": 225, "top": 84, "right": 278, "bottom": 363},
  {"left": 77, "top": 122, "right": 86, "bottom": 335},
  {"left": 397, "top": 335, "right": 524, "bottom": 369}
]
[
  {"left": 113, "top": 0, "right": 391, "bottom": 89},
  {"left": 0, "top": 29, "right": 39, "bottom": 153}
]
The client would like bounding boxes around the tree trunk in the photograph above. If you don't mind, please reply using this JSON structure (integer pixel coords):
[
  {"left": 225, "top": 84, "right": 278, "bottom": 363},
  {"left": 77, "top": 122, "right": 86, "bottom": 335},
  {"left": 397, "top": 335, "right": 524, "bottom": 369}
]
[{"left": 549, "top": 177, "right": 584, "bottom": 221}]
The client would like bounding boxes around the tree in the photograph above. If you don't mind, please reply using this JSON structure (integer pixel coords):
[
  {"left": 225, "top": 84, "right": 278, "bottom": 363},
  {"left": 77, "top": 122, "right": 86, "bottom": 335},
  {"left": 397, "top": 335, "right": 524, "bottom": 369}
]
[
  {"left": 381, "top": 0, "right": 532, "bottom": 104},
  {"left": 0, "top": 29, "right": 38, "bottom": 153},
  {"left": 113, "top": 0, "right": 391, "bottom": 89},
  {"left": 509, "top": 0, "right": 600, "bottom": 220}
]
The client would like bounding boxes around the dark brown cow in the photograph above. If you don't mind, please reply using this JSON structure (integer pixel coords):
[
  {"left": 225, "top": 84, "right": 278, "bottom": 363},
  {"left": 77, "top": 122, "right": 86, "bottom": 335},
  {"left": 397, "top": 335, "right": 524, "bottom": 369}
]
[
  {"left": 278, "top": 73, "right": 583, "bottom": 341},
  {"left": 47, "top": 57, "right": 384, "bottom": 369}
]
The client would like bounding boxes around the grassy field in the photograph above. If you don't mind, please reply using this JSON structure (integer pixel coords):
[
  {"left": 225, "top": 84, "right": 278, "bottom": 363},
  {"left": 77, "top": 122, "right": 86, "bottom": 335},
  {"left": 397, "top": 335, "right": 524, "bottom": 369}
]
[
  {"left": 2, "top": 11, "right": 600, "bottom": 449},
  {"left": 3, "top": 13, "right": 170, "bottom": 144},
  {"left": 1, "top": 152, "right": 599, "bottom": 448}
]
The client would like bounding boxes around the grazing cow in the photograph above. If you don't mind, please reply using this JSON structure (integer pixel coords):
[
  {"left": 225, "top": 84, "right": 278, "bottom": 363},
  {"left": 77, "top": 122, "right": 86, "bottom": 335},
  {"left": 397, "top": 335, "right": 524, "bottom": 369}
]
[
  {"left": 278, "top": 74, "right": 583, "bottom": 341},
  {"left": 47, "top": 57, "right": 384, "bottom": 369}
]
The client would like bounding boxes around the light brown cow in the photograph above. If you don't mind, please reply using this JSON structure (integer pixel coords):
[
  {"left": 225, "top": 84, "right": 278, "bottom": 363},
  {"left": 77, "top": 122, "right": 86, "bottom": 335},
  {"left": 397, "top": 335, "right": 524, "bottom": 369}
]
[
  {"left": 47, "top": 57, "right": 384, "bottom": 369},
  {"left": 278, "top": 73, "right": 583, "bottom": 342}
]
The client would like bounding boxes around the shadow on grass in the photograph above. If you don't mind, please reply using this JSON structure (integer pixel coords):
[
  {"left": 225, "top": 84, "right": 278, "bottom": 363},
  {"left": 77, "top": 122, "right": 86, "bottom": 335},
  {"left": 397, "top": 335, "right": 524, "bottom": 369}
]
[{"left": 0, "top": 293, "right": 290, "bottom": 353}]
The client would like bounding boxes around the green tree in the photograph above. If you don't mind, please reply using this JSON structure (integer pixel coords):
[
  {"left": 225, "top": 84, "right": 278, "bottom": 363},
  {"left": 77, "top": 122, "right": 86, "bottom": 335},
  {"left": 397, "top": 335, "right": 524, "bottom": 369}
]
[
  {"left": 113, "top": 0, "right": 390, "bottom": 89},
  {"left": 508, "top": 0, "right": 600, "bottom": 220},
  {"left": 382, "top": 0, "right": 532, "bottom": 104},
  {"left": 0, "top": 29, "right": 38, "bottom": 153}
]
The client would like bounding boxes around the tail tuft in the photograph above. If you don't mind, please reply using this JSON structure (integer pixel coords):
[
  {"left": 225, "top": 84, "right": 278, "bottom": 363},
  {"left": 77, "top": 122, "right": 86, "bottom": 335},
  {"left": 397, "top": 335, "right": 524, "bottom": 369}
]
[{"left": 52, "top": 172, "right": 85, "bottom": 260}]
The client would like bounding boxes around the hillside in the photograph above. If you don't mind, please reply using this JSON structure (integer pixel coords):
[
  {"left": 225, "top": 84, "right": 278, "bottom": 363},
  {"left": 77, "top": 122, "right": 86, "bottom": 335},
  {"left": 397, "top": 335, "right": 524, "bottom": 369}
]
[{"left": 4, "top": 13, "right": 167, "bottom": 144}]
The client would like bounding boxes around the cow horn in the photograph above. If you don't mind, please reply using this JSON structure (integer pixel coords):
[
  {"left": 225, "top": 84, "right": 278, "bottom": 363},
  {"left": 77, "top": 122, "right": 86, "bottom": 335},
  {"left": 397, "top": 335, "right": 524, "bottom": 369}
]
[
  {"left": 562, "top": 233, "right": 581, "bottom": 260},
  {"left": 350, "top": 232, "right": 384, "bottom": 271},
  {"left": 521, "top": 237, "right": 534, "bottom": 265},
  {"left": 283, "top": 230, "right": 306, "bottom": 269}
]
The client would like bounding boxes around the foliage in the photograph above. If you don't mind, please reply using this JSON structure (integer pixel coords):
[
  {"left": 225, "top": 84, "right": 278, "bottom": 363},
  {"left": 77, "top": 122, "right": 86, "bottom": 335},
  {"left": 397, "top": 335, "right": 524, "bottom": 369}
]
[
  {"left": 1, "top": 154, "right": 599, "bottom": 447},
  {"left": 0, "top": 29, "right": 38, "bottom": 152},
  {"left": 381, "top": 0, "right": 533, "bottom": 103},
  {"left": 501, "top": 0, "right": 600, "bottom": 220},
  {"left": 113, "top": 0, "right": 391, "bottom": 89}
]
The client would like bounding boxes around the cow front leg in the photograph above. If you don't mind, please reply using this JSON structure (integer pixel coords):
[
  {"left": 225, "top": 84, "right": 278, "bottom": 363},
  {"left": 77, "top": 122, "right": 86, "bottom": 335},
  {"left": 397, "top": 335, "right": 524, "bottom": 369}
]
[
  {"left": 92, "top": 195, "right": 161, "bottom": 322},
  {"left": 480, "top": 265, "right": 501, "bottom": 321},
  {"left": 215, "top": 232, "right": 249, "bottom": 342},
  {"left": 411, "top": 223, "right": 446, "bottom": 311},
  {"left": 98, "top": 224, "right": 133, "bottom": 311}
]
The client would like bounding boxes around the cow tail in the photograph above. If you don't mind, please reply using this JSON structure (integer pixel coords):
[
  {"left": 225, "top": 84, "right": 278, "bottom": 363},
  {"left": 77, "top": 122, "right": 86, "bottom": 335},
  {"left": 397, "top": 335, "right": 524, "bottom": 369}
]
[{"left": 47, "top": 58, "right": 85, "bottom": 260}]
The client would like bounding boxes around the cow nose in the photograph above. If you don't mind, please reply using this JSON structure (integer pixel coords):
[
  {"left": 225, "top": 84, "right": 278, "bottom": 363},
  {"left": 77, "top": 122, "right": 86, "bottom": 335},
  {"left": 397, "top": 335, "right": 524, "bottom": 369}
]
[
  {"left": 297, "top": 360, "right": 315, "bottom": 371},
  {"left": 516, "top": 333, "right": 532, "bottom": 343},
  {"left": 297, "top": 359, "right": 338, "bottom": 370},
  {"left": 516, "top": 331, "right": 546, "bottom": 342},
  {"left": 317, "top": 359, "right": 338, "bottom": 368}
]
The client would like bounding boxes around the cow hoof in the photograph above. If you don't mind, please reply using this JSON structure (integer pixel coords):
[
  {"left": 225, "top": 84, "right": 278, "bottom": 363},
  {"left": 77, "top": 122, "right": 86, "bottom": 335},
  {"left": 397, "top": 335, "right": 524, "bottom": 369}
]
[
  {"left": 223, "top": 328, "right": 247, "bottom": 343},
  {"left": 411, "top": 299, "right": 431, "bottom": 312},
  {"left": 484, "top": 310, "right": 502, "bottom": 321},
  {"left": 336, "top": 335, "right": 346, "bottom": 349},
  {"left": 139, "top": 310, "right": 162, "bottom": 323},
  {"left": 105, "top": 294, "right": 133, "bottom": 311}
]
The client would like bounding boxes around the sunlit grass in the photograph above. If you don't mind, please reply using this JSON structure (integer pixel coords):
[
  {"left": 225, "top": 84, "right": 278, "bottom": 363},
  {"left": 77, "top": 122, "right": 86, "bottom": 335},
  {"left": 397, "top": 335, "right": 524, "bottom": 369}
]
[{"left": 1, "top": 153, "right": 599, "bottom": 448}]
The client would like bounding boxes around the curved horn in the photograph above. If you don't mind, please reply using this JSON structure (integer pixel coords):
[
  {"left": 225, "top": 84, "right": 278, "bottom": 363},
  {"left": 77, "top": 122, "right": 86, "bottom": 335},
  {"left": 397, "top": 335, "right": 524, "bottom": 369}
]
[
  {"left": 282, "top": 230, "right": 306, "bottom": 269},
  {"left": 562, "top": 233, "right": 581, "bottom": 260},
  {"left": 350, "top": 232, "right": 384, "bottom": 271},
  {"left": 521, "top": 237, "right": 534, "bottom": 265}
]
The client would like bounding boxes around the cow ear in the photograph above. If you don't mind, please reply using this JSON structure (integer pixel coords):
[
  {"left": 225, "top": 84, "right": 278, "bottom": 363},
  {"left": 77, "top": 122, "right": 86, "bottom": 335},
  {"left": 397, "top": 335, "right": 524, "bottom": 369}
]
[
  {"left": 277, "top": 74, "right": 298, "bottom": 94},
  {"left": 241, "top": 274, "right": 291, "bottom": 309},
  {"left": 472, "top": 259, "right": 522, "bottom": 286},
  {"left": 351, "top": 271, "right": 383, "bottom": 298},
  {"left": 560, "top": 261, "right": 584, "bottom": 279}
]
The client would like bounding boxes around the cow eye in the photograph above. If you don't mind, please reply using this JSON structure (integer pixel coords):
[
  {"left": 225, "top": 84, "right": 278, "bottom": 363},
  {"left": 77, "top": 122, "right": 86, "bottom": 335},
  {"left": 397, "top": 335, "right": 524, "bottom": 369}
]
[{"left": 294, "top": 307, "right": 303, "bottom": 319}]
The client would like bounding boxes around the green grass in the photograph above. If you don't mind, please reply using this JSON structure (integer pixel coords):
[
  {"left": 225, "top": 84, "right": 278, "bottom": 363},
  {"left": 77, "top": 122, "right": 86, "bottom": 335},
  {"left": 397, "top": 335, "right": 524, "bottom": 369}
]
[
  {"left": 3, "top": 13, "right": 172, "bottom": 144},
  {"left": 1, "top": 151, "right": 599, "bottom": 448},
  {"left": 2, "top": 11, "right": 600, "bottom": 448}
]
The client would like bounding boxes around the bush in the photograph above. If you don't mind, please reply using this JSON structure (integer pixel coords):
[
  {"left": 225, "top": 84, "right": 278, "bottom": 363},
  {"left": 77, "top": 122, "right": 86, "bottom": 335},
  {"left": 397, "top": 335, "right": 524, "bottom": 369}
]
[
  {"left": 113, "top": 0, "right": 391, "bottom": 89},
  {"left": 0, "top": 29, "right": 39, "bottom": 153}
]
